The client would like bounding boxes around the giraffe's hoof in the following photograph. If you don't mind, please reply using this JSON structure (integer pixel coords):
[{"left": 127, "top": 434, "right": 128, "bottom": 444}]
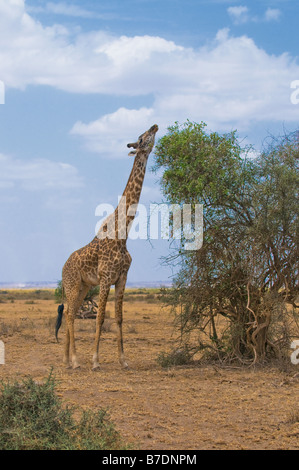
[
  {"left": 63, "top": 357, "right": 70, "bottom": 368},
  {"left": 121, "top": 362, "right": 129, "bottom": 370},
  {"left": 92, "top": 364, "right": 101, "bottom": 371},
  {"left": 72, "top": 363, "right": 81, "bottom": 370}
]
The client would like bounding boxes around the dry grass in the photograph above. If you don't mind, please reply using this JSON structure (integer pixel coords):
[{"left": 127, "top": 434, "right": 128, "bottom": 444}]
[{"left": 0, "top": 289, "right": 298, "bottom": 450}]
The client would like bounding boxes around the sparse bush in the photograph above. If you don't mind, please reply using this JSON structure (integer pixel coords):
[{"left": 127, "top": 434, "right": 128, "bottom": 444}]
[
  {"left": 287, "top": 408, "right": 299, "bottom": 424},
  {"left": 102, "top": 318, "right": 113, "bottom": 333},
  {"left": 54, "top": 280, "right": 63, "bottom": 303},
  {"left": 157, "top": 347, "right": 192, "bottom": 368},
  {"left": 0, "top": 320, "right": 21, "bottom": 337},
  {"left": 0, "top": 372, "right": 127, "bottom": 450}
]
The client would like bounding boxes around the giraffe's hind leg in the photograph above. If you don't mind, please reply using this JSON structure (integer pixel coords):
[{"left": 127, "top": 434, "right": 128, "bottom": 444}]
[{"left": 63, "top": 281, "right": 90, "bottom": 369}]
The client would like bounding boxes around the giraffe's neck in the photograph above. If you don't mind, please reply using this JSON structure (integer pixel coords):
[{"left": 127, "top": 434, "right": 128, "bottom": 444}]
[{"left": 115, "top": 152, "right": 148, "bottom": 241}]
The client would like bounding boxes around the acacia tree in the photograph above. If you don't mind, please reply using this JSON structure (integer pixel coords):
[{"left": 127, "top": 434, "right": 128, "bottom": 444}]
[{"left": 153, "top": 121, "right": 298, "bottom": 364}]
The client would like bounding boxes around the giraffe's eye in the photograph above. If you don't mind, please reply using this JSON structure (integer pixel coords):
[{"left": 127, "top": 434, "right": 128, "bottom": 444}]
[{"left": 139, "top": 138, "right": 143, "bottom": 145}]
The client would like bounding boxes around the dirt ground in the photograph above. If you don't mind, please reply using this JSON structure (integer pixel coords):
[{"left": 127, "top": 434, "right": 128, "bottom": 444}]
[{"left": 0, "top": 291, "right": 298, "bottom": 450}]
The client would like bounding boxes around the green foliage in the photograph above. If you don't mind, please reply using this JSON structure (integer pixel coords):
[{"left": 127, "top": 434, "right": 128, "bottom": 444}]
[
  {"left": 154, "top": 122, "right": 299, "bottom": 364},
  {"left": 54, "top": 280, "right": 63, "bottom": 303},
  {"left": 153, "top": 120, "right": 255, "bottom": 208},
  {"left": 0, "top": 372, "right": 126, "bottom": 450}
]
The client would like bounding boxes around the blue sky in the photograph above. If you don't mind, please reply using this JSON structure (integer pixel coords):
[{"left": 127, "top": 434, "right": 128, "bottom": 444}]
[{"left": 0, "top": 0, "right": 298, "bottom": 285}]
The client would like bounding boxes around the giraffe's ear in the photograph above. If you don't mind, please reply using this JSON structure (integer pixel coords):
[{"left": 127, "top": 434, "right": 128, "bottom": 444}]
[{"left": 128, "top": 150, "right": 137, "bottom": 156}]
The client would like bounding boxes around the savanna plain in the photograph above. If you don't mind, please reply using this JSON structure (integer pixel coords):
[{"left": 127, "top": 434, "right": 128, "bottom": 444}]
[{"left": 0, "top": 289, "right": 298, "bottom": 450}]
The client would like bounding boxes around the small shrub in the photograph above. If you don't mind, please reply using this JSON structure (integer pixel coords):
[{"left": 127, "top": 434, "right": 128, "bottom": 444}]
[
  {"left": 287, "top": 408, "right": 299, "bottom": 425},
  {"left": 0, "top": 321, "right": 21, "bottom": 337},
  {"left": 126, "top": 323, "right": 137, "bottom": 334},
  {"left": 157, "top": 347, "right": 192, "bottom": 368},
  {"left": 102, "top": 318, "right": 113, "bottom": 333},
  {"left": 0, "top": 371, "right": 127, "bottom": 450},
  {"left": 76, "top": 409, "right": 124, "bottom": 450}
]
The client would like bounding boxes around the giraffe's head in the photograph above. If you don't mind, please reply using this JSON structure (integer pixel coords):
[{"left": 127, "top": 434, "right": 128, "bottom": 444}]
[{"left": 127, "top": 124, "right": 159, "bottom": 157}]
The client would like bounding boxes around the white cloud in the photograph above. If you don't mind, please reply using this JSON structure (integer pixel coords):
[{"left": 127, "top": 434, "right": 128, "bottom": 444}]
[
  {"left": 227, "top": 6, "right": 249, "bottom": 24},
  {"left": 28, "top": 2, "right": 109, "bottom": 20},
  {"left": 265, "top": 8, "right": 281, "bottom": 22},
  {"left": 0, "top": 154, "right": 83, "bottom": 191},
  {"left": 0, "top": 0, "right": 183, "bottom": 94},
  {"left": 0, "top": 0, "right": 298, "bottom": 157},
  {"left": 44, "top": 2, "right": 98, "bottom": 18},
  {"left": 70, "top": 28, "right": 299, "bottom": 156},
  {"left": 227, "top": 5, "right": 281, "bottom": 24},
  {"left": 71, "top": 107, "right": 155, "bottom": 157}
]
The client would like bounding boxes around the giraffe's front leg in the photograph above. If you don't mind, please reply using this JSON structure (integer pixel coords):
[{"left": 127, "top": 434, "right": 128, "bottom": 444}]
[
  {"left": 115, "top": 272, "right": 129, "bottom": 369},
  {"left": 92, "top": 279, "right": 111, "bottom": 370}
]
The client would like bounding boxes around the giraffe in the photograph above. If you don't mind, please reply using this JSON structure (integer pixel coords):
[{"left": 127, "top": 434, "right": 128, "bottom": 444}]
[{"left": 55, "top": 124, "right": 159, "bottom": 370}]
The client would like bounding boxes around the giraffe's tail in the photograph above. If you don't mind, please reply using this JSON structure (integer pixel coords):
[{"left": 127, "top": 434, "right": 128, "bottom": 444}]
[{"left": 55, "top": 303, "right": 64, "bottom": 343}]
